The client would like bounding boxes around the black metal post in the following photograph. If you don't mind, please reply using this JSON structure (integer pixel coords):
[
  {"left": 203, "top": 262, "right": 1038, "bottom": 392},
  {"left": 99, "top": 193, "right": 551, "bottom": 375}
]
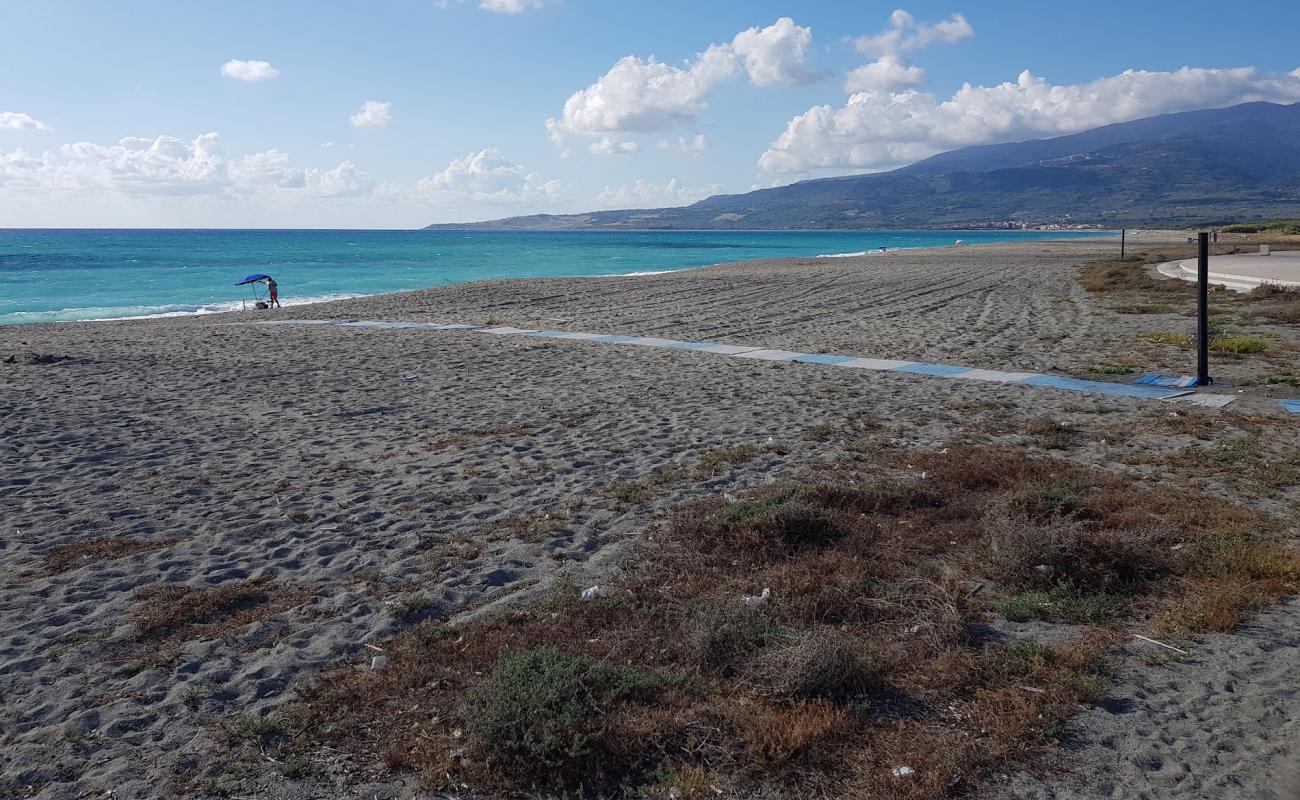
[
  {"left": 1121, "top": 228, "right": 1126, "bottom": 258},
  {"left": 1197, "top": 232, "right": 1212, "bottom": 386}
]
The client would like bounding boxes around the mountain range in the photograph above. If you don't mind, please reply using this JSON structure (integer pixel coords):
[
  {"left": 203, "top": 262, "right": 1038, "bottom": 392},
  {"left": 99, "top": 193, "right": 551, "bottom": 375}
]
[{"left": 425, "top": 101, "right": 1300, "bottom": 230}]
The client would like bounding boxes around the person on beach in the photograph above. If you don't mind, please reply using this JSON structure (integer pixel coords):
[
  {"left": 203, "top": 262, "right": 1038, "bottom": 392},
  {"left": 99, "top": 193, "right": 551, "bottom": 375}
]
[{"left": 266, "top": 276, "right": 280, "bottom": 308}]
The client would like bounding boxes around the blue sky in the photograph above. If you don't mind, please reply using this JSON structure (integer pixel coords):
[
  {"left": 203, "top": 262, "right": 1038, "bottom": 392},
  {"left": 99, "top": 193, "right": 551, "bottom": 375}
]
[{"left": 2, "top": 0, "right": 1299, "bottom": 228}]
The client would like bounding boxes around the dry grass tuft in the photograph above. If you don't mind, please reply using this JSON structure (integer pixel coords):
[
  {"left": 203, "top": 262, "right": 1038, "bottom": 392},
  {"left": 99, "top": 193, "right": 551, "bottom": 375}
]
[
  {"left": 40, "top": 536, "right": 176, "bottom": 575},
  {"left": 132, "top": 578, "right": 308, "bottom": 641},
  {"left": 739, "top": 700, "right": 851, "bottom": 766}
]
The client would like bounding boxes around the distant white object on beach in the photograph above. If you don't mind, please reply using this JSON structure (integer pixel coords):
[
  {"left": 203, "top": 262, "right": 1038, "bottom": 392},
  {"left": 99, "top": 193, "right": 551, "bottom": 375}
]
[
  {"left": 892, "top": 766, "right": 915, "bottom": 778},
  {"left": 370, "top": 655, "right": 389, "bottom": 669},
  {"left": 401, "top": 374, "right": 419, "bottom": 381},
  {"left": 742, "top": 587, "right": 771, "bottom": 608},
  {"left": 954, "top": 239, "right": 965, "bottom": 245},
  {"left": 580, "top": 585, "right": 606, "bottom": 600}
]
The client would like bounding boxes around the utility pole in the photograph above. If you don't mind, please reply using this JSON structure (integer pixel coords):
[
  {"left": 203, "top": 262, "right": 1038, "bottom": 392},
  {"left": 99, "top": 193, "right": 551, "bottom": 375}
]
[{"left": 1197, "top": 232, "right": 1212, "bottom": 386}]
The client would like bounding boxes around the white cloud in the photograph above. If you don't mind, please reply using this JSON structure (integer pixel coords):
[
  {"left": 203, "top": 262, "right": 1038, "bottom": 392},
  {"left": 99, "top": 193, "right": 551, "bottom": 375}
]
[
  {"left": 221, "top": 59, "right": 280, "bottom": 82},
  {"left": 0, "top": 111, "right": 49, "bottom": 131},
  {"left": 0, "top": 132, "right": 387, "bottom": 202},
  {"left": 844, "top": 55, "right": 926, "bottom": 93},
  {"left": 231, "top": 149, "right": 306, "bottom": 189},
  {"left": 308, "top": 161, "right": 378, "bottom": 197},
  {"left": 416, "top": 147, "right": 564, "bottom": 203},
  {"left": 731, "top": 17, "right": 822, "bottom": 87},
  {"left": 853, "top": 10, "right": 972, "bottom": 58},
  {"left": 350, "top": 100, "right": 393, "bottom": 128},
  {"left": 657, "top": 134, "right": 707, "bottom": 153},
  {"left": 589, "top": 137, "right": 640, "bottom": 156},
  {"left": 547, "top": 18, "right": 819, "bottom": 145},
  {"left": 842, "top": 10, "right": 971, "bottom": 95},
  {"left": 478, "top": 0, "right": 545, "bottom": 12},
  {"left": 595, "top": 177, "right": 723, "bottom": 209},
  {"left": 761, "top": 65, "right": 1300, "bottom": 173}
]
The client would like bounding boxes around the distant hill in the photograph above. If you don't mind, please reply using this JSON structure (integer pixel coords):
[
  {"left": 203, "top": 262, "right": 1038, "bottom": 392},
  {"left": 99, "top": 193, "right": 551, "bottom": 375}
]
[{"left": 425, "top": 101, "right": 1300, "bottom": 230}]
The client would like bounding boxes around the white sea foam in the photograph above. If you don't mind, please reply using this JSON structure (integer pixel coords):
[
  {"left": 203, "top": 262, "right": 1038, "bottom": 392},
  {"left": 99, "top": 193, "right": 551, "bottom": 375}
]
[
  {"left": 814, "top": 247, "right": 912, "bottom": 258},
  {"left": 0, "top": 293, "right": 365, "bottom": 325}
]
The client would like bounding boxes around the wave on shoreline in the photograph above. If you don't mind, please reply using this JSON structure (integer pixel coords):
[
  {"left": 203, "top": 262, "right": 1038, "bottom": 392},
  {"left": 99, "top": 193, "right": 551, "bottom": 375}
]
[{"left": 0, "top": 293, "right": 366, "bottom": 325}]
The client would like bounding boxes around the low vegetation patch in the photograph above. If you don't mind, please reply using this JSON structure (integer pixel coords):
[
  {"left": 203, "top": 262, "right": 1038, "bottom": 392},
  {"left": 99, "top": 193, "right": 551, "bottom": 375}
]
[
  {"left": 1209, "top": 334, "right": 1268, "bottom": 354},
  {"left": 1139, "top": 331, "right": 1191, "bottom": 347},
  {"left": 131, "top": 578, "right": 308, "bottom": 642},
  {"left": 1221, "top": 219, "right": 1300, "bottom": 235},
  {"left": 602, "top": 481, "right": 655, "bottom": 506},
  {"left": 39, "top": 536, "right": 176, "bottom": 575},
  {"left": 258, "top": 446, "right": 1299, "bottom": 798}
]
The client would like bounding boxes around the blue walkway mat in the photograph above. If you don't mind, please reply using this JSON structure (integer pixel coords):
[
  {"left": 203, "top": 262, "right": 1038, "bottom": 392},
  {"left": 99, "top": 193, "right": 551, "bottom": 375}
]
[
  {"left": 255, "top": 319, "right": 1236, "bottom": 407},
  {"left": 1135, "top": 373, "right": 1198, "bottom": 388}
]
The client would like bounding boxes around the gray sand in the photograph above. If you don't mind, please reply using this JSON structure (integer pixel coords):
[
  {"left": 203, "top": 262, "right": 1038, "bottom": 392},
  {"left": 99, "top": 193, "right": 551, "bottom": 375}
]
[{"left": 2, "top": 237, "right": 1296, "bottom": 799}]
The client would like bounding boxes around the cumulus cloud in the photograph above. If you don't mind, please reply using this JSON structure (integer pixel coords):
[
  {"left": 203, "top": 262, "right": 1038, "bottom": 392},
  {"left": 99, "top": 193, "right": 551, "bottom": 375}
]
[
  {"left": 594, "top": 177, "right": 723, "bottom": 209},
  {"left": 589, "top": 137, "right": 640, "bottom": 156},
  {"left": 416, "top": 147, "right": 564, "bottom": 203},
  {"left": 844, "top": 55, "right": 926, "bottom": 93},
  {"left": 841, "top": 10, "right": 972, "bottom": 95},
  {"left": 731, "top": 17, "right": 823, "bottom": 87},
  {"left": 478, "top": 0, "right": 545, "bottom": 12},
  {"left": 657, "top": 134, "right": 707, "bottom": 153},
  {"left": 0, "top": 132, "right": 387, "bottom": 202},
  {"left": 761, "top": 65, "right": 1300, "bottom": 173},
  {"left": 854, "top": 10, "right": 972, "bottom": 58},
  {"left": 350, "top": 100, "right": 393, "bottom": 128},
  {"left": 547, "top": 18, "right": 819, "bottom": 145},
  {"left": 221, "top": 59, "right": 280, "bottom": 82},
  {"left": 0, "top": 111, "right": 49, "bottom": 131}
]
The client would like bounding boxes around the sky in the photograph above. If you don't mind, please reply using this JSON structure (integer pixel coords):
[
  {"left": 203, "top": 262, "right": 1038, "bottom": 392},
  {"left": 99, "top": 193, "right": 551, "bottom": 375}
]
[{"left": 2, "top": 0, "right": 1300, "bottom": 228}]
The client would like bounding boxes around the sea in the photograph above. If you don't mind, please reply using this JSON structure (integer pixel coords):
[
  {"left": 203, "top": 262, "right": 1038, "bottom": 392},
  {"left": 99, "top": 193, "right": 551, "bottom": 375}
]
[{"left": 0, "top": 228, "right": 1111, "bottom": 324}]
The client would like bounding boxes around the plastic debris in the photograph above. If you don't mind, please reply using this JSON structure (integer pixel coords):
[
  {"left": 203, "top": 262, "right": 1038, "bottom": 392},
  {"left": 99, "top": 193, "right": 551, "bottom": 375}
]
[
  {"left": 580, "top": 586, "right": 606, "bottom": 600},
  {"left": 742, "top": 588, "right": 771, "bottom": 608},
  {"left": 401, "top": 374, "right": 419, "bottom": 382},
  {"left": 892, "top": 766, "right": 915, "bottom": 778},
  {"left": 371, "top": 655, "right": 389, "bottom": 669}
]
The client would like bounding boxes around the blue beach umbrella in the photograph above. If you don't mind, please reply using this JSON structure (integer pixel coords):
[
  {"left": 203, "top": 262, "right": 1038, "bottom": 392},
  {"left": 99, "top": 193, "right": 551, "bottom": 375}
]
[{"left": 235, "top": 273, "right": 273, "bottom": 309}]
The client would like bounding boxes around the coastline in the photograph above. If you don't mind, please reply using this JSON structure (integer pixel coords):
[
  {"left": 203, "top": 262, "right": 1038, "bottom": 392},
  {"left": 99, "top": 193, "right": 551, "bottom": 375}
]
[
  {"left": 4, "top": 234, "right": 1296, "bottom": 799},
  {"left": 0, "top": 229, "right": 1117, "bottom": 326}
]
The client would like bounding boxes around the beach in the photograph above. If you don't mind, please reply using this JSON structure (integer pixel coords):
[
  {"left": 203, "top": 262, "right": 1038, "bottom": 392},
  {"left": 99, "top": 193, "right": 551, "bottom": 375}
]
[{"left": 3, "top": 236, "right": 1298, "bottom": 799}]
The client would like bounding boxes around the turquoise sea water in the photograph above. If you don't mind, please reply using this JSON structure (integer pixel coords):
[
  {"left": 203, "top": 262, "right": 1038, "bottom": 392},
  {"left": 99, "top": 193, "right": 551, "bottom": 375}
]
[{"left": 0, "top": 229, "right": 1110, "bottom": 324}]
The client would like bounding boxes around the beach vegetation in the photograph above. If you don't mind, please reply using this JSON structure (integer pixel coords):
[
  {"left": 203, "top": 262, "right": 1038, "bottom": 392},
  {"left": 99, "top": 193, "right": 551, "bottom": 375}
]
[
  {"left": 601, "top": 481, "right": 655, "bottom": 505},
  {"left": 1113, "top": 302, "right": 1176, "bottom": 314},
  {"left": 994, "top": 587, "right": 1118, "bottom": 624},
  {"left": 38, "top": 535, "right": 177, "bottom": 575},
  {"left": 1024, "top": 416, "right": 1079, "bottom": 450},
  {"left": 130, "top": 578, "right": 309, "bottom": 643},
  {"left": 388, "top": 594, "right": 435, "bottom": 620},
  {"left": 1138, "top": 331, "right": 1190, "bottom": 346},
  {"left": 1210, "top": 334, "right": 1268, "bottom": 354},
  {"left": 258, "top": 445, "right": 1298, "bottom": 798},
  {"left": 1221, "top": 219, "right": 1300, "bottom": 235},
  {"left": 1079, "top": 256, "right": 1192, "bottom": 294},
  {"left": 692, "top": 442, "right": 786, "bottom": 478}
]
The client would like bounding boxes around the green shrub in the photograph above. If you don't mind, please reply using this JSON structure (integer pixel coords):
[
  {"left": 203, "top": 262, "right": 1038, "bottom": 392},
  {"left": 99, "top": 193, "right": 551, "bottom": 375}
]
[{"left": 468, "top": 647, "right": 676, "bottom": 777}]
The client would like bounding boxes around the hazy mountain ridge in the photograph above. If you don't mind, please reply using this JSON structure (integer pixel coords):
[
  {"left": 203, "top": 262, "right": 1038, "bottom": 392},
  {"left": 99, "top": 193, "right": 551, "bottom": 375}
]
[{"left": 426, "top": 101, "right": 1300, "bottom": 230}]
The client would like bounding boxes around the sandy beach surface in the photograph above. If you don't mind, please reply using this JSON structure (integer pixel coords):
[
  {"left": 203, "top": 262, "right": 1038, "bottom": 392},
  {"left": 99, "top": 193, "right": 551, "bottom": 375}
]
[{"left": 3, "top": 236, "right": 1297, "bottom": 799}]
